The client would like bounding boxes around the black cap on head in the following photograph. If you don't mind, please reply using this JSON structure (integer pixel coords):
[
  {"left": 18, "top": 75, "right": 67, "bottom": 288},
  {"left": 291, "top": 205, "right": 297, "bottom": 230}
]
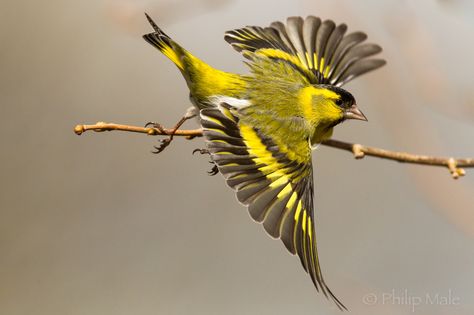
[
  {"left": 320, "top": 85, "right": 356, "bottom": 109},
  {"left": 318, "top": 84, "right": 367, "bottom": 121}
]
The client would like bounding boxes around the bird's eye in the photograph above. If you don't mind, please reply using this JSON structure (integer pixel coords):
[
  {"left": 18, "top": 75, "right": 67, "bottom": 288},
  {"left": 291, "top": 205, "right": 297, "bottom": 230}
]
[{"left": 335, "top": 99, "right": 343, "bottom": 107}]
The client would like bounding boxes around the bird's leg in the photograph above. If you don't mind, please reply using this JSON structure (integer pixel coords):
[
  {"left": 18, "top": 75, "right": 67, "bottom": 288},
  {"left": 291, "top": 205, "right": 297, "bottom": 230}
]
[
  {"left": 146, "top": 107, "right": 197, "bottom": 154},
  {"left": 192, "top": 148, "right": 219, "bottom": 176}
]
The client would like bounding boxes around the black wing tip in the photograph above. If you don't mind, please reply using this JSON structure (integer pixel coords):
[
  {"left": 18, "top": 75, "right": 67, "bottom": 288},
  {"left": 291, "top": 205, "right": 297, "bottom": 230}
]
[
  {"left": 316, "top": 278, "right": 347, "bottom": 311},
  {"left": 283, "top": 15, "right": 349, "bottom": 28},
  {"left": 223, "top": 34, "right": 232, "bottom": 42},
  {"left": 377, "top": 58, "right": 387, "bottom": 66},
  {"left": 200, "top": 107, "right": 221, "bottom": 120},
  {"left": 314, "top": 280, "right": 347, "bottom": 311},
  {"left": 367, "top": 58, "right": 387, "bottom": 71},
  {"left": 327, "top": 287, "right": 348, "bottom": 311},
  {"left": 286, "top": 16, "right": 304, "bottom": 23}
]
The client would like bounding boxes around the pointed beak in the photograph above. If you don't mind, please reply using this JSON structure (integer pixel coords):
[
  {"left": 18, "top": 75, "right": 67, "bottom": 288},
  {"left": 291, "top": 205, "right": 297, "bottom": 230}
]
[{"left": 344, "top": 104, "right": 368, "bottom": 121}]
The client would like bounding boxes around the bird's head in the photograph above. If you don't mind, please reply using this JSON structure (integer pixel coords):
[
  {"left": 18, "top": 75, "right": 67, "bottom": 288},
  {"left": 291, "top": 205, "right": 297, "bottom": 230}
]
[{"left": 300, "top": 84, "right": 367, "bottom": 144}]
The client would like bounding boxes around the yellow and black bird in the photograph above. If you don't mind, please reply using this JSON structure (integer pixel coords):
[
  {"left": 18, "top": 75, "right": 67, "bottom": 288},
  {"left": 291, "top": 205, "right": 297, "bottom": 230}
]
[{"left": 143, "top": 14, "right": 385, "bottom": 310}]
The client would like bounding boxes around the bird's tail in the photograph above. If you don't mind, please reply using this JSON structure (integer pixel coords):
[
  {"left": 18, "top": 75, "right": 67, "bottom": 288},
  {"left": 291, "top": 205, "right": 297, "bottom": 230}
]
[
  {"left": 142, "top": 14, "right": 247, "bottom": 103},
  {"left": 143, "top": 13, "right": 188, "bottom": 71}
]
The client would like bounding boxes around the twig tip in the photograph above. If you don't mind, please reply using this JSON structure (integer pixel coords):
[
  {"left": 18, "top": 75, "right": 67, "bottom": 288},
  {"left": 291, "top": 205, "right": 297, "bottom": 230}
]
[{"left": 74, "top": 125, "right": 84, "bottom": 135}]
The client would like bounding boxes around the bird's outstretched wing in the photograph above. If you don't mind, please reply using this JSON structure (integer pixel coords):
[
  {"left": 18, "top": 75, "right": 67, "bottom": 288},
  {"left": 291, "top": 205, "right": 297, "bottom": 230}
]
[
  {"left": 200, "top": 103, "right": 346, "bottom": 310},
  {"left": 225, "top": 16, "right": 385, "bottom": 86}
]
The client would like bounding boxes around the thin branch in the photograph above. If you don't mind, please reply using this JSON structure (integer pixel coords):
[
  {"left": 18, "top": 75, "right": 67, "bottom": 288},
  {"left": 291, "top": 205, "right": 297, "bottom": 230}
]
[
  {"left": 322, "top": 139, "right": 472, "bottom": 178},
  {"left": 74, "top": 122, "right": 201, "bottom": 138},
  {"left": 74, "top": 122, "right": 474, "bottom": 179}
]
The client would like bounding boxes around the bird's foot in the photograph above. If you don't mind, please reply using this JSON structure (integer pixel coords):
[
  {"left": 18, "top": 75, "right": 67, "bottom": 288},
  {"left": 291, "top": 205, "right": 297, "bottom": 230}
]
[
  {"left": 192, "top": 149, "right": 218, "bottom": 176},
  {"left": 152, "top": 138, "right": 172, "bottom": 154},
  {"left": 208, "top": 163, "right": 219, "bottom": 176},
  {"left": 144, "top": 121, "right": 174, "bottom": 154},
  {"left": 145, "top": 107, "right": 197, "bottom": 155}
]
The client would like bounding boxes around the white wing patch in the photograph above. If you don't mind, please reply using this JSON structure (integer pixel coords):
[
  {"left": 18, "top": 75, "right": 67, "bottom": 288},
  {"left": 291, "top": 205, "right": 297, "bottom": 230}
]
[{"left": 209, "top": 95, "right": 251, "bottom": 108}]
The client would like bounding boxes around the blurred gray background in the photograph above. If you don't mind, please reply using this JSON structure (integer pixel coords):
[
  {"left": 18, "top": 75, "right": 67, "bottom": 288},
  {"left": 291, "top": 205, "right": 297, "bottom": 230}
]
[{"left": 1, "top": 0, "right": 473, "bottom": 314}]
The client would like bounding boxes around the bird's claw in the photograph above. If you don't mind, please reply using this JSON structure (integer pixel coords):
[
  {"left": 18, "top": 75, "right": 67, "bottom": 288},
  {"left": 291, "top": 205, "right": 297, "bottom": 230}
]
[
  {"left": 192, "top": 148, "right": 218, "bottom": 175},
  {"left": 146, "top": 109, "right": 196, "bottom": 155},
  {"left": 152, "top": 138, "right": 171, "bottom": 154},
  {"left": 145, "top": 121, "right": 165, "bottom": 132},
  {"left": 192, "top": 148, "right": 210, "bottom": 155},
  {"left": 208, "top": 164, "right": 219, "bottom": 176},
  {"left": 146, "top": 122, "right": 174, "bottom": 154}
]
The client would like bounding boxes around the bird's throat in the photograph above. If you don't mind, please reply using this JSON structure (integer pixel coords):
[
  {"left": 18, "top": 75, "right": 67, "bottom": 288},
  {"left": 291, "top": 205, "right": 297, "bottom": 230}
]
[{"left": 310, "top": 124, "right": 334, "bottom": 146}]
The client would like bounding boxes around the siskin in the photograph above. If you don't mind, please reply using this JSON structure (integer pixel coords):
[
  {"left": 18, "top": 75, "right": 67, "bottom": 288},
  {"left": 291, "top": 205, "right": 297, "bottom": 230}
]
[{"left": 143, "top": 14, "right": 385, "bottom": 310}]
